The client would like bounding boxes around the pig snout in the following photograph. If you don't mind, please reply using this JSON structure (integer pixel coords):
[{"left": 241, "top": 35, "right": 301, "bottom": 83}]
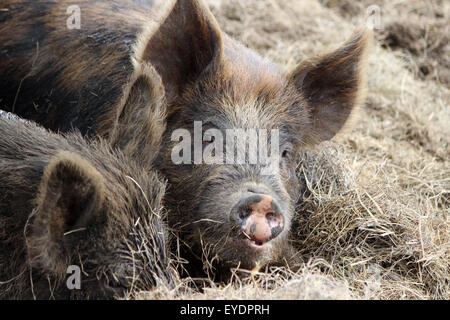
[{"left": 232, "top": 193, "right": 284, "bottom": 245}]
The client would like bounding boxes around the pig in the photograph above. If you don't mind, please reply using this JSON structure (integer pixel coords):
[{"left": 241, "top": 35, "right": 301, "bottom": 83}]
[
  {"left": 0, "top": 66, "right": 176, "bottom": 299},
  {"left": 0, "top": 0, "right": 371, "bottom": 278}
]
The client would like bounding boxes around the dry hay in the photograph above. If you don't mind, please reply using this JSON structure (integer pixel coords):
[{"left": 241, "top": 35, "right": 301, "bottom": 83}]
[
  {"left": 321, "top": 0, "right": 450, "bottom": 85},
  {"left": 137, "top": 266, "right": 353, "bottom": 300},
  {"left": 292, "top": 145, "right": 448, "bottom": 300},
  {"left": 146, "top": 0, "right": 449, "bottom": 300}
]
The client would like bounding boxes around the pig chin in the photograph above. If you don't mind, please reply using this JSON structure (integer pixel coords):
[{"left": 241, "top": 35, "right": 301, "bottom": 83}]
[
  {"left": 216, "top": 235, "right": 278, "bottom": 271},
  {"left": 190, "top": 217, "right": 270, "bottom": 271},
  {"left": 197, "top": 222, "right": 278, "bottom": 271}
]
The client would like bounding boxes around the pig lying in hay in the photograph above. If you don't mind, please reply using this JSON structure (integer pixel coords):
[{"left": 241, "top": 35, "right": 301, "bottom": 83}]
[
  {"left": 0, "top": 0, "right": 371, "bottom": 279},
  {"left": 0, "top": 69, "right": 177, "bottom": 299}
]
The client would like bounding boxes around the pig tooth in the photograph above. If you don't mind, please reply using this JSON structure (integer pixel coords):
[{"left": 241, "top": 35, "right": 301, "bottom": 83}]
[{"left": 242, "top": 231, "right": 251, "bottom": 240}]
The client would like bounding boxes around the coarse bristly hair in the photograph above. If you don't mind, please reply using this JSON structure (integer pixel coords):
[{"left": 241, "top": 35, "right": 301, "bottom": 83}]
[{"left": 0, "top": 115, "right": 179, "bottom": 299}]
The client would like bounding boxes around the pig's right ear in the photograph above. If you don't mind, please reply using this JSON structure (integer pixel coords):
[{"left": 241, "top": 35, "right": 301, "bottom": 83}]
[
  {"left": 133, "top": 0, "right": 223, "bottom": 101},
  {"left": 27, "top": 152, "right": 105, "bottom": 275}
]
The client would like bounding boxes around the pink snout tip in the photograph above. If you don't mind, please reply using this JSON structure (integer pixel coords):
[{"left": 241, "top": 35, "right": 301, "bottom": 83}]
[{"left": 243, "top": 210, "right": 284, "bottom": 245}]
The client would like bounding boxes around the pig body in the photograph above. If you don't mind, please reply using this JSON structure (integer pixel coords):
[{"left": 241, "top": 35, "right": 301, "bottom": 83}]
[
  {"left": 0, "top": 0, "right": 370, "bottom": 278},
  {"left": 0, "top": 0, "right": 156, "bottom": 135},
  {"left": 0, "top": 109, "right": 175, "bottom": 299}
]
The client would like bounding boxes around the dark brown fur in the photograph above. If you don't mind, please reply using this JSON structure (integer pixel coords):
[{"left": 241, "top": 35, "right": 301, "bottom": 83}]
[
  {"left": 0, "top": 110, "right": 176, "bottom": 299},
  {"left": 0, "top": 0, "right": 156, "bottom": 135},
  {"left": 0, "top": 0, "right": 371, "bottom": 279}
]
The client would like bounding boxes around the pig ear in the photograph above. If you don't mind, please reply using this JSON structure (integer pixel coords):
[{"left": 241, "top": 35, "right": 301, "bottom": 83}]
[
  {"left": 108, "top": 63, "right": 166, "bottom": 165},
  {"left": 289, "top": 30, "right": 371, "bottom": 143},
  {"left": 134, "top": 0, "right": 223, "bottom": 101},
  {"left": 28, "top": 152, "right": 105, "bottom": 274}
]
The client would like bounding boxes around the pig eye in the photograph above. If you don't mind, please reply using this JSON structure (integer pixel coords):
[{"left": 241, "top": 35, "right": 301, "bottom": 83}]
[
  {"left": 281, "top": 143, "right": 293, "bottom": 160},
  {"left": 281, "top": 148, "right": 292, "bottom": 160}
]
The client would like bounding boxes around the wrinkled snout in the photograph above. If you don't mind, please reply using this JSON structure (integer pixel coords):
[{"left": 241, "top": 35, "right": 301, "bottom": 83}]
[{"left": 232, "top": 193, "right": 284, "bottom": 246}]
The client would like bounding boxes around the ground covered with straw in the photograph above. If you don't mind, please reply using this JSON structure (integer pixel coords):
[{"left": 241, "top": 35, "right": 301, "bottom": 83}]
[{"left": 138, "top": 0, "right": 449, "bottom": 300}]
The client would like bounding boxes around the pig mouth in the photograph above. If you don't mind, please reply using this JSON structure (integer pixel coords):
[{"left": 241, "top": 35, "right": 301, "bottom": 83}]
[{"left": 241, "top": 231, "right": 272, "bottom": 251}]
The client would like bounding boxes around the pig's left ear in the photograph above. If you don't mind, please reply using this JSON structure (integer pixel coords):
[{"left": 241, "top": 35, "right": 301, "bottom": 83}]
[
  {"left": 27, "top": 152, "right": 105, "bottom": 275},
  {"left": 133, "top": 0, "right": 223, "bottom": 101},
  {"left": 108, "top": 63, "right": 166, "bottom": 166},
  {"left": 288, "top": 30, "right": 372, "bottom": 143}
]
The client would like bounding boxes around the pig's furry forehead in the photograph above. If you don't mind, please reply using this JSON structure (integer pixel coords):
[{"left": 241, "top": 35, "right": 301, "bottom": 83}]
[{"left": 175, "top": 57, "right": 311, "bottom": 142}]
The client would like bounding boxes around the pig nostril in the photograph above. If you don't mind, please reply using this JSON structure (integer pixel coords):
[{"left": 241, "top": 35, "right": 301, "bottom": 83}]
[
  {"left": 266, "top": 211, "right": 284, "bottom": 240},
  {"left": 265, "top": 211, "right": 279, "bottom": 225},
  {"left": 266, "top": 211, "right": 275, "bottom": 220},
  {"left": 270, "top": 225, "right": 283, "bottom": 240}
]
